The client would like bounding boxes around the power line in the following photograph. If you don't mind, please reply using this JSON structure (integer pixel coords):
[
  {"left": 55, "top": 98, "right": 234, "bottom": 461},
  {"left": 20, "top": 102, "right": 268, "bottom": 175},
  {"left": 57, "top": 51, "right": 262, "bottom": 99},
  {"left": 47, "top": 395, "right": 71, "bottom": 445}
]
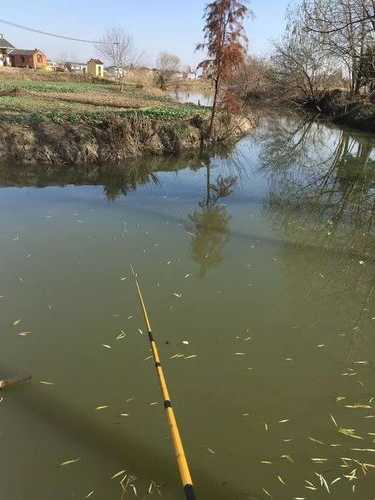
[{"left": 0, "top": 18, "right": 103, "bottom": 44}]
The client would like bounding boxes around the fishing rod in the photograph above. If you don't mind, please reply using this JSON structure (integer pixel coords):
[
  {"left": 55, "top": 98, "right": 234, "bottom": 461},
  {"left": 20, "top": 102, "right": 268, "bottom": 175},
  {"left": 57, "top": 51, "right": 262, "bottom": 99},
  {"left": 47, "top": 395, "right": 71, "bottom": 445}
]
[{"left": 131, "top": 265, "right": 196, "bottom": 500}]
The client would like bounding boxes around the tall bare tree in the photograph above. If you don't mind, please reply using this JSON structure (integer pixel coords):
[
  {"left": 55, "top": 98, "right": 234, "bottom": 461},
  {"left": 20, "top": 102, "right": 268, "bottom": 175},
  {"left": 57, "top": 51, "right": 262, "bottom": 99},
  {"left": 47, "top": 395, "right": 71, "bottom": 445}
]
[
  {"left": 197, "top": 0, "right": 249, "bottom": 139},
  {"left": 97, "top": 27, "right": 138, "bottom": 90},
  {"left": 155, "top": 52, "right": 181, "bottom": 89}
]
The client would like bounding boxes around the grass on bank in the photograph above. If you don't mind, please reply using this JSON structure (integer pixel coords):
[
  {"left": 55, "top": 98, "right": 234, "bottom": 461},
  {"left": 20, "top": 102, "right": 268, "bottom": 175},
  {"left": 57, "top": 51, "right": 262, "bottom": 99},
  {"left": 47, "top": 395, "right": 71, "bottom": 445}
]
[{"left": 0, "top": 77, "right": 210, "bottom": 126}]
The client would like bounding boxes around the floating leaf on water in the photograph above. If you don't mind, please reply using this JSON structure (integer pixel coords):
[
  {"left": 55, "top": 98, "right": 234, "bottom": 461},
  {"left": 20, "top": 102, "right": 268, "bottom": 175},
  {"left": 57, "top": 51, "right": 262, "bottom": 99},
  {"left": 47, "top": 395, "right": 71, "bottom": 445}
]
[
  {"left": 311, "top": 458, "right": 328, "bottom": 463},
  {"left": 172, "top": 293, "right": 182, "bottom": 298},
  {"left": 17, "top": 331, "right": 31, "bottom": 336},
  {"left": 96, "top": 406, "right": 108, "bottom": 411},
  {"left": 60, "top": 458, "right": 80, "bottom": 466},
  {"left": 12, "top": 319, "right": 22, "bottom": 326},
  {"left": 277, "top": 475, "right": 286, "bottom": 485},
  {"left": 261, "top": 460, "right": 272, "bottom": 464},
  {"left": 149, "top": 402, "right": 159, "bottom": 406},
  {"left": 182, "top": 340, "right": 189, "bottom": 345},
  {"left": 278, "top": 419, "right": 290, "bottom": 423},
  {"left": 208, "top": 448, "right": 216, "bottom": 455},
  {"left": 85, "top": 491, "right": 94, "bottom": 498},
  {"left": 235, "top": 353, "right": 246, "bottom": 356},
  {"left": 339, "top": 428, "right": 363, "bottom": 440},
  {"left": 116, "top": 331, "right": 127, "bottom": 340},
  {"left": 262, "top": 488, "right": 272, "bottom": 498},
  {"left": 111, "top": 470, "right": 126, "bottom": 480},
  {"left": 40, "top": 381, "right": 54, "bottom": 385},
  {"left": 309, "top": 437, "right": 325, "bottom": 445},
  {"left": 281, "top": 454, "right": 294, "bottom": 463},
  {"left": 331, "top": 477, "right": 342, "bottom": 485},
  {"left": 185, "top": 355, "right": 197, "bottom": 359},
  {"left": 330, "top": 414, "right": 338, "bottom": 427},
  {"left": 184, "top": 274, "right": 191, "bottom": 279},
  {"left": 351, "top": 448, "right": 375, "bottom": 452},
  {"left": 138, "top": 329, "right": 144, "bottom": 335},
  {"left": 120, "top": 413, "right": 129, "bottom": 417},
  {"left": 102, "top": 344, "right": 112, "bottom": 349},
  {"left": 345, "top": 404, "right": 372, "bottom": 409}
]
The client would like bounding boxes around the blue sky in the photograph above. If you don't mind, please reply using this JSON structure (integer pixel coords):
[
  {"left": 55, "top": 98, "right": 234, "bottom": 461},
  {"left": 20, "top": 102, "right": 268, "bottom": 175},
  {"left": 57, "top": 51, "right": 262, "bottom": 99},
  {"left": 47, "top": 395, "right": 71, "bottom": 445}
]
[{"left": 1, "top": 0, "right": 289, "bottom": 66}]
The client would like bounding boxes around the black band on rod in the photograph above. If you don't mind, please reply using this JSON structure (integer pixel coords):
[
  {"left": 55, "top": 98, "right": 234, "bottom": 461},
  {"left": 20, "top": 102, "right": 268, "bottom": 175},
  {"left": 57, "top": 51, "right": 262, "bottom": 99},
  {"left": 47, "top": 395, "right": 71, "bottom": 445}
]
[
  {"left": 184, "top": 485, "right": 196, "bottom": 500},
  {"left": 164, "top": 400, "right": 172, "bottom": 408}
]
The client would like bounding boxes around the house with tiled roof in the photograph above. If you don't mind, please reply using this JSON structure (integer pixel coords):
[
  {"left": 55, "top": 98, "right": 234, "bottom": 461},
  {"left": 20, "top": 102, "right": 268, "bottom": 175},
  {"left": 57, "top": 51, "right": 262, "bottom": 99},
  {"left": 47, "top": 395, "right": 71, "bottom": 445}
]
[{"left": 9, "top": 49, "right": 48, "bottom": 70}]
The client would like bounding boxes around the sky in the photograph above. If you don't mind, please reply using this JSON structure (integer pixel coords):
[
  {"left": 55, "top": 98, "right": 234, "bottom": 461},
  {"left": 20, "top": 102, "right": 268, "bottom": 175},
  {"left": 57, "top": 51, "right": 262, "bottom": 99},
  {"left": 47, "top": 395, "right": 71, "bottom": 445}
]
[{"left": 1, "top": 0, "right": 290, "bottom": 66}]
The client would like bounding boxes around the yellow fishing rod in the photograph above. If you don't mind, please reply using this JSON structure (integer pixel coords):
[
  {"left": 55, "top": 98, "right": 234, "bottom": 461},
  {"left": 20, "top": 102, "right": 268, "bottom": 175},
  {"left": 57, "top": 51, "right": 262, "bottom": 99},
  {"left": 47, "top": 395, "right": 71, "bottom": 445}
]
[{"left": 131, "top": 266, "right": 196, "bottom": 500}]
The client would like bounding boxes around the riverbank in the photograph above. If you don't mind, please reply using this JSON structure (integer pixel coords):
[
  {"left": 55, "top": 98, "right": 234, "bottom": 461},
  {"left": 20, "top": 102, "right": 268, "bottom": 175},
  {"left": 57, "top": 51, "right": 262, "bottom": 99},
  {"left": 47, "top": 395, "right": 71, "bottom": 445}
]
[
  {"left": 244, "top": 88, "right": 375, "bottom": 134},
  {"left": 0, "top": 112, "right": 254, "bottom": 165},
  {"left": 303, "top": 90, "right": 375, "bottom": 133},
  {"left": 0, "top": 76, "right": 254, "bottom": 165}
]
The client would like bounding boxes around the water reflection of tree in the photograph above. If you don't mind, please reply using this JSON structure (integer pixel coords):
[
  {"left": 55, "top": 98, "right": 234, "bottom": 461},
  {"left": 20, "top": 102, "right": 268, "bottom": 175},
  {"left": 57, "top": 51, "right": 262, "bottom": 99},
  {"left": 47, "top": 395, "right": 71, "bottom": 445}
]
[
  {"left": 187, "top": 156, "right": 237, "bottom": 276},
  {"left": 101, "top": 164, "right": 160, "bottom": 201},
  {"left": 259, "top": 114, "right": 375, "bottom": 355}
]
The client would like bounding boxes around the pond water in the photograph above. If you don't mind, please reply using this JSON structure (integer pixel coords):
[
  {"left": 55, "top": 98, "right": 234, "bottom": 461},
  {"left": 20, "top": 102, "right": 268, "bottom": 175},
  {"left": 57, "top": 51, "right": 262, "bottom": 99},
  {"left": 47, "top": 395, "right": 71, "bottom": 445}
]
[
  {"left": 1, "top": 111, "right": 375, "bottom": 500},
  {"left": 169, "top": 88, "right": 213, "bottom": 107}
]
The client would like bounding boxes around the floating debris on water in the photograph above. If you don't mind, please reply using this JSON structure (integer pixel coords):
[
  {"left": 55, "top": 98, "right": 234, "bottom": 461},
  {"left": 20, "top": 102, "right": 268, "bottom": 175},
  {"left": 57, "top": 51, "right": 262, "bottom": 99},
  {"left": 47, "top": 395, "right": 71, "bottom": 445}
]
[
  {"left": 111, "top": 470, "right": 126, "bottom": 480},
  {"left": 60, "top": 458, "right": 80, "bottom": 466}
]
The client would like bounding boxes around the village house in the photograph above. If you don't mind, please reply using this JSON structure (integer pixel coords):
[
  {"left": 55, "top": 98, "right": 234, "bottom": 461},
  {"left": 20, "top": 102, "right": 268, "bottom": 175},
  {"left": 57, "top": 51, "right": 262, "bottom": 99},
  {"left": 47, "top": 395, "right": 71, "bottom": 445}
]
[
  {"left": 87, "top": 59, "right": 104, "bottom": 78},
  {"left": 0, "top": 34, "right": 14, "bottom": 67},
  {"left": 65, "top": 61, "right": 87, "bottom": 74},
  {"left": 105, "top": 65, "right": 125, "bottom": 79},
  {"left": 9, "top": 49, "right": 48, "bottom": 70}
]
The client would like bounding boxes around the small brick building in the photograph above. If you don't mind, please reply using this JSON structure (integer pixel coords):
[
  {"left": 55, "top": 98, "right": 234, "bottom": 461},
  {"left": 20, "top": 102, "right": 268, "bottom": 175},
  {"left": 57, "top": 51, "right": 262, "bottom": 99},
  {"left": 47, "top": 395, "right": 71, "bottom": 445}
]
[{"left": 10, "top": 49, "right": 48, "bottom": 70}]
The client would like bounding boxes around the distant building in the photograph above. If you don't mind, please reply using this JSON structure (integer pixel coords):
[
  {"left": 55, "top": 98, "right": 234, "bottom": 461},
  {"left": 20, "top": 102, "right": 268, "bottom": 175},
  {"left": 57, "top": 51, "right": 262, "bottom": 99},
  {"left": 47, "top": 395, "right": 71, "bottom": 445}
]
[
  {"left": 87, "top": 59, "right": 104, "bottom": 78},
  {"left": 0, "top": 34, "right": 14, "bottom": 67},
  {"left": 47, "top": 60, "right": 58, "bottom": 71},
  {"left": 105, "top": 65, "right": 125, "bottom": 79},
  {"left": 9, "top": 49, "right": 48, "bottom": 70},
  {"left": 65, "top": 62, "right": 87, "bottom": 73}
]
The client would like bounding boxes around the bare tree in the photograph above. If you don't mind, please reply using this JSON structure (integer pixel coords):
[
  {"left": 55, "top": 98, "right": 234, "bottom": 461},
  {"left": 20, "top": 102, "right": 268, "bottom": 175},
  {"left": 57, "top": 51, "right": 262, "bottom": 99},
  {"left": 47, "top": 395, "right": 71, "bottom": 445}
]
[
  {"left": 97, "top": 27, "right": 138, "bottom": 90},
  {"left": 155, "top": 52, "right": 181, "bottom": 89},
  {"left": 272, "top": 4, "right": 337, "bottom": 103},
  {"left": 302, "top": 0, "right": 375, "bottom": 94}
]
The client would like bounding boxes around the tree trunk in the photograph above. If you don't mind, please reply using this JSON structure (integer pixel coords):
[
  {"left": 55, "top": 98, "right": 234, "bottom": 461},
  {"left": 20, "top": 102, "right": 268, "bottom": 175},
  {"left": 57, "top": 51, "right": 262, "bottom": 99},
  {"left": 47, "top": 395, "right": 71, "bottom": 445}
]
[{"left": 208, "top": 76, "right": 220, "bottom": 140}]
